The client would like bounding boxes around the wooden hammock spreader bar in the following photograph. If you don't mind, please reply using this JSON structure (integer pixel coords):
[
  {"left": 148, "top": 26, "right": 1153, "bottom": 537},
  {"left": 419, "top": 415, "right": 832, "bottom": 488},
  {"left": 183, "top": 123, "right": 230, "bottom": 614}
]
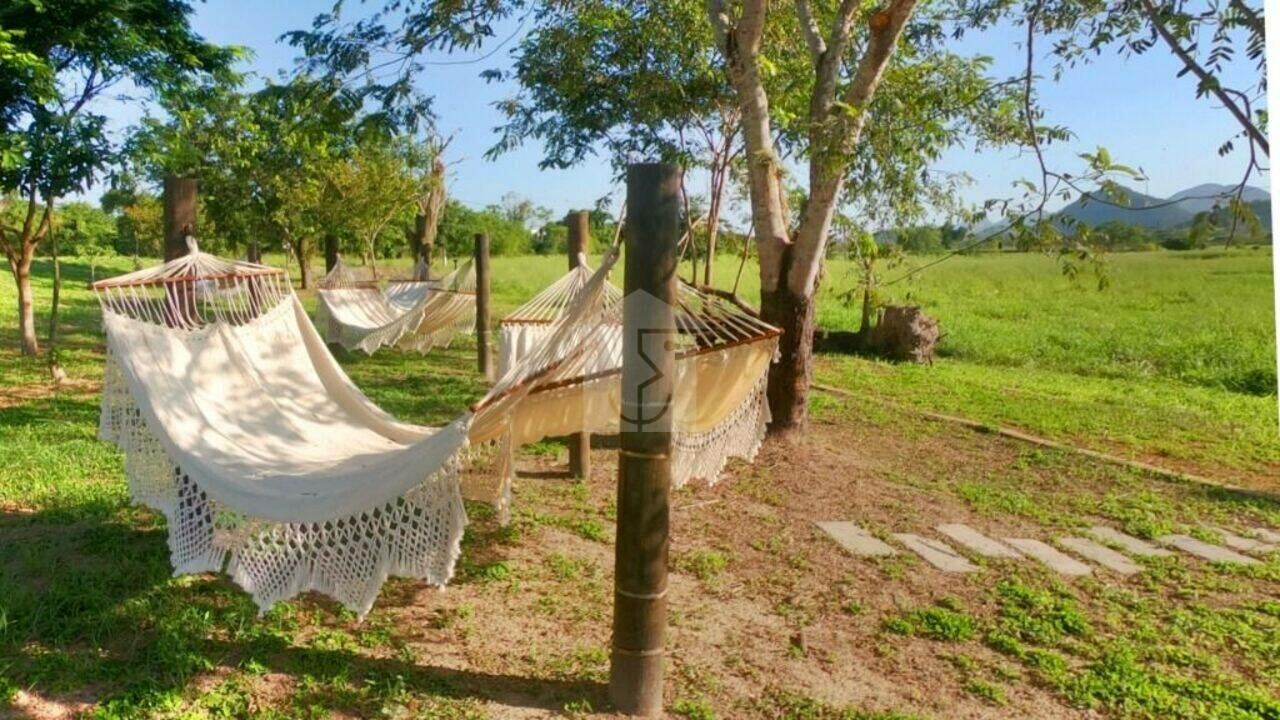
[
  {"left": 501, "top": 308, "right": 621, "bottom": 326},
  {"left": 475, "top": 328, "right": 782, "bottom": 409},
  {"left": 468, "top": 352, "right": 576, "bottom": 413},
  {"left": 92, "top": 267, "right": 285, "bottom": 290}
]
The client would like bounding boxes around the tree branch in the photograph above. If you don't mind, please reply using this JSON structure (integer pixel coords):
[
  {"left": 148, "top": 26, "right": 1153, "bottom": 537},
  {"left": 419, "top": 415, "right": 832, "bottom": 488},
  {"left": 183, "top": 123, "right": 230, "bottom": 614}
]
[
  {"left": 843, "top": 0, "right": 921, "bottom": 112},
  {"left": 1138, "top": 0, "right": 1269, "bottom": 156},
  {"left": 812, "top": 0, "right": 862, "bottom": 112},
  {"left": 795, "top": 0, "right": 827, "bottom": 64}
]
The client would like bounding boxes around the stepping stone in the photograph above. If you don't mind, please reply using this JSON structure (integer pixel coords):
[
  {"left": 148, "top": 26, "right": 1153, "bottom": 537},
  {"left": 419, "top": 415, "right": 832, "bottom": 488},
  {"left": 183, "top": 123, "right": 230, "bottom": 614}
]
[
  {"left": 1205, "top": 526, "right": 1277, "bottom": 555},
  {"left": 1088, "top": 526, "right": 1173, "bottom": 557},
  {"left": 892, "top": 533, "right": 979, "bottom": 573},
  {"left": 1250, "top": 527, "right": 1280, "bottom": 545},
  {"left": 1157, "top": 535, "right": 1260, "bottom": 565},
  {"left": 1057, "top": 537, "right": 1141, "bottom": 576},
  {"left": 936, "top": 524, "right": 1023, "bottom": 559},
  {"left": 817, "top": 521, "right": 897, "bottom": 557},
  {"left": 1003, "top": 538, "right": 1092, "bottom": 576}
]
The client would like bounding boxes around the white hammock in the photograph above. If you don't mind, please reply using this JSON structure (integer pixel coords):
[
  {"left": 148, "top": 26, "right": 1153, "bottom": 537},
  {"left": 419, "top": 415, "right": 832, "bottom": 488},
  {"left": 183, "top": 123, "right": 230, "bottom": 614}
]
[
  {"left": 94, "top": 247, "right": 779, "bottom": 616},
  {"left": 314, "top": 259, "right": 475, "bottom": 355},
  {"left": 498, "top": 259, "right": 624, "bottom": 377}
]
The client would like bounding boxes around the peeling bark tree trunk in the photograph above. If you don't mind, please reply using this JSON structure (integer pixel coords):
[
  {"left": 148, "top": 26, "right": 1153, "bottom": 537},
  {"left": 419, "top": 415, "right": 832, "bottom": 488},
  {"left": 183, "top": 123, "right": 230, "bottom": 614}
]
[
  {"left": 760, "top": 250, "right": 818, "bottom": 431},
  {"left": 707, "top": 0, "right": 920, "bottom": 435}
]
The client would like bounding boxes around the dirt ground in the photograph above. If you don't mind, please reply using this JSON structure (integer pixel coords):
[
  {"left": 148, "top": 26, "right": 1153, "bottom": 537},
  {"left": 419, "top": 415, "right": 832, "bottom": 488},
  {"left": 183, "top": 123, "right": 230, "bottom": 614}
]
[{"left": 254, "top": 392, "right": 1269, "bottom": 718}]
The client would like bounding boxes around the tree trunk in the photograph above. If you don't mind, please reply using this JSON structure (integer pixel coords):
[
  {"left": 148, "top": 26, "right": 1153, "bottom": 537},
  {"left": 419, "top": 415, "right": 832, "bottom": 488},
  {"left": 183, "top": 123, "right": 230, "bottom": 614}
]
[
  {"left": 703, "top": 149, "right": 732, "bottom": 287},
  {"left": 859, "top": 284, "right": 874, "bottom": 336},
  {"left": 47, "top": 227, "right": 66, "bottom": 383},
  {"left": 14, "top": 250, "right": 38, "bottom": 355},
  {"left": 293, "top": 238, "right": 312, "bottom": 289},
  {"left": 760, "top": 247, "right": 818, "bottom": 434},
  {"left": 324, "top": 233, "right": 339, "bottom": 273},
  {"left": 410, "top": 213, "right": 426, "bottom": 263},
  {"left": 704, "top": 188, "right": 722, "bottom": 286},
  {"left": 366, "top": 241, "right": 379, "bottom": 281},
  {"left": 707, "top": 0, "right": 919, "bottom": 435},
  {"left": 412, "top": 155, "right": 447, "bottom": 272}
]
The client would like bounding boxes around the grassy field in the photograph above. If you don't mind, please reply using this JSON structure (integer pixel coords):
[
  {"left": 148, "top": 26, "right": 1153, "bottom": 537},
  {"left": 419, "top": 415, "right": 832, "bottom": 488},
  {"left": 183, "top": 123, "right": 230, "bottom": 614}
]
[{"left": 0, "top": 247, "right": 1277, "bottom": 718}]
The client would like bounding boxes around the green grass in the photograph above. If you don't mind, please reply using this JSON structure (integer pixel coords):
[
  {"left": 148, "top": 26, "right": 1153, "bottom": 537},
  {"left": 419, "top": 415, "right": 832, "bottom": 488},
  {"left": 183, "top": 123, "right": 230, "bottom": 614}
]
[
  {"left": 814, "top": 249, "right": 1277, "bottom": 396},
  {"left": 880, "top": 603, "right": 978, "bottom": 642}
]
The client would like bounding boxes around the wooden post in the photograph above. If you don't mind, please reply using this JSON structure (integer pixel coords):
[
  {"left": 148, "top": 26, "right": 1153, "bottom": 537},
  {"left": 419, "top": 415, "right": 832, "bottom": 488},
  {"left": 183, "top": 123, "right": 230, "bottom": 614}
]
[
  {"left": 566, "top": 210, "right": 592, "bottom": 479},
  {"left": 163, "top": 176, "right": 198, "bottom": 325},
  {"left": 610, "top": 163, "right": 680, "bottom": 717},
  {"left": 474, "top": 232, "right": 492, "bottom": 381},
  {"left": 163, "top": 175, "right": 197, "bottom": 260},
  {"left": 567, "top": 209, "right": 590, "bottom": 266},
  {"left": 324, "top": 233, "right": 339, "bottom": 273}
]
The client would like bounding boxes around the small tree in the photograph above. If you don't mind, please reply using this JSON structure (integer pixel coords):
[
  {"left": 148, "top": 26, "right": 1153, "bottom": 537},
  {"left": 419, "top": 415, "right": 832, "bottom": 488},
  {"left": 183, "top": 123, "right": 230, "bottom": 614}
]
[
  {"left": 490, "top": 0, "right": 740, "bottom": 286},
  {"left": 129, "top": 75, "right": 367, "bottom": 287},
  {"left": 0, "top": 0, "right": 233, "bottom": 354},
  {"left": 323, "top": 137, "right": 420, "bottom": 276},
  {"left": 116, "top": 194, "right": 164, "bottom": 258},
  {"left": 56, "top": 201, "right": 117, "bottom": 281}
]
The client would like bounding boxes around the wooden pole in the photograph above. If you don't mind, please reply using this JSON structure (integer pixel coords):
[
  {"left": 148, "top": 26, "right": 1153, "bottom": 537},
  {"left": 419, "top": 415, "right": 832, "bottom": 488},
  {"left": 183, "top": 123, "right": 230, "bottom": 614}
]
[
  {"left": 567, "top": 209, "right": 591, "bottom": 267},
  {"left": 610, "top": 163, "right": 680, "bottom": 717},
  {"left": 566, "top": 210, "right": 592, "bottom": 479},
  {"left": 163, "top": 176, "right": 197, "bottom": 261},
  {"left": 163, "top": 176, "right": 198, "bottom": 325},
  {"left": 474, "top": 232, "right": 492, "bottom": 381}
]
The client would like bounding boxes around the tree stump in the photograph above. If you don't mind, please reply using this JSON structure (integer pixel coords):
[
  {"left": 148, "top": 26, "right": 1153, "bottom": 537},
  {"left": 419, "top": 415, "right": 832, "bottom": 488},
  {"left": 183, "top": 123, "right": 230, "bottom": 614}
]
[{"left": 868, "top": 305, "right": 939, "bottom": 363}]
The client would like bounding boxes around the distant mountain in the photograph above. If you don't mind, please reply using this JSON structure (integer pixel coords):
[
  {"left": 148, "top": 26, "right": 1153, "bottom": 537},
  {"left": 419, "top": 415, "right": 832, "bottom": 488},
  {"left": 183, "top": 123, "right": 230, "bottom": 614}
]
[
  {"left": 1054, "top": 186, "right": 1194, "bottom": 229},
  {"left": 1054, "top": 183, "right": 1271, "bottom": 230},
  {"left": 1168, "top": 183, "right": 1270, "bottom": 215}
]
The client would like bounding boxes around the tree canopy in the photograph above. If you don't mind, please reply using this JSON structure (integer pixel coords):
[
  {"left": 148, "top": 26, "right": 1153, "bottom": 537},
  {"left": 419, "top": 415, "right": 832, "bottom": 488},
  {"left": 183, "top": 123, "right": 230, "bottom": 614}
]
[{"left": 0, "top": 0, "right": 235, "bottom": 353}]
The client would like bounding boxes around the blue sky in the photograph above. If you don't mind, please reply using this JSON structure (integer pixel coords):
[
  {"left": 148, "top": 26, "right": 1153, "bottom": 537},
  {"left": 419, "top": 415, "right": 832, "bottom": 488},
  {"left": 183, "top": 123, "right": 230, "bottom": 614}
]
[{"left": 87, "top": 0, "right": 1269, "bottom": 226}]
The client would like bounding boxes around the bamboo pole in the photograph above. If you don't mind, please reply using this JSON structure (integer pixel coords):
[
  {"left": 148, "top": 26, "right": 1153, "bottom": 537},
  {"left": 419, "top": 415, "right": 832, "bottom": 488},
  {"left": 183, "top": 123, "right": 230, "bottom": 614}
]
[
  {"left": 610, "top": 163, "right": 680, "bottom": 717},
  {"left": 567, "top": 210, "right": 593, "bottom": 479},
  {"left": 474, "top": 232, "right": 492, "bottom": 381}
]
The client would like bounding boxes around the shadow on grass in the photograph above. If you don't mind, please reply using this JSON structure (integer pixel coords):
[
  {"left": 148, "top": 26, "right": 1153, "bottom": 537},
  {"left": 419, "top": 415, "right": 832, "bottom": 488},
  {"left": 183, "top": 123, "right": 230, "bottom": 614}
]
[
  {"left": 1193, "top": 482, "right": 1280, "bottom": 513},
  {"left": 0, "top": 492, "right": 599, "bottom": 716},
  {"left": 204, "top": 634, "right": 608, "bottom": 714},
  {"left": 0, "top": 393, "right": 101, "bottom": 433}
]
